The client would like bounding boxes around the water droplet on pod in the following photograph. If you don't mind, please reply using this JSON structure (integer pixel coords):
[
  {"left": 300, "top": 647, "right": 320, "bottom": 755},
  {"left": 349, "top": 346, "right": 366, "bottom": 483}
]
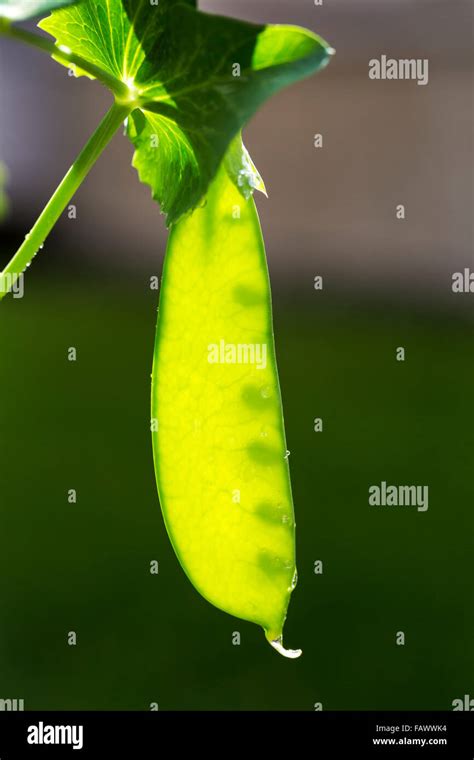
[{"left": 291, "top": 569, "right": 298, "bottom": 590}]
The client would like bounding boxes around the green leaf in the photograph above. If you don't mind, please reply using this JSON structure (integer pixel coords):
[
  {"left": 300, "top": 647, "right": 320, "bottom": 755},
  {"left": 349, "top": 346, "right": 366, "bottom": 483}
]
[
  {"left": 152, "top": 160, "right": 300, "bottom": 655},
  {"left": 39, "top": 0, "right": 333, "bottom": 225},
  {"left": 0, "top": 0, "right": 78, "bottom": 21}
]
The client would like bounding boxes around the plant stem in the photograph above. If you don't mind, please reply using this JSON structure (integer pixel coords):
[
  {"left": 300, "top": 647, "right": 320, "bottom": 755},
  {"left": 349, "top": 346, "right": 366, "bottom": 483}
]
[
  {"left": 0, "top": 19, "right": 129, "bottom": 99},
  {"left": 0, "top": 102, "right": 130, "bottom": 302}
]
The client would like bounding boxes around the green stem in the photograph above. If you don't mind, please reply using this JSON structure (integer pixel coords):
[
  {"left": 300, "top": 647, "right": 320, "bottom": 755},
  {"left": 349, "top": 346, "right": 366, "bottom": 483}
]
[
  {"left": 0, "top": 102, "right": 130, "bottom": 302},
  {"left": 0, "top": 19, "right": 129, "bottom": 99}
]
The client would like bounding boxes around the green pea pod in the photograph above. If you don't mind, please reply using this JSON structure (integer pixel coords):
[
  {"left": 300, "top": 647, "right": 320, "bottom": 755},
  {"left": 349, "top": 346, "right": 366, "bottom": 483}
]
[{"left": 152, "top": 161, "right": 300, "bottom": 657}]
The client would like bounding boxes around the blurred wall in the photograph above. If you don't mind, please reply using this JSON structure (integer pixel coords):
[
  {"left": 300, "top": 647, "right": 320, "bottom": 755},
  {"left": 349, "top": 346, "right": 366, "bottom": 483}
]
[{"left": 0, "top": 0, "right": 472, "bottom": 300}]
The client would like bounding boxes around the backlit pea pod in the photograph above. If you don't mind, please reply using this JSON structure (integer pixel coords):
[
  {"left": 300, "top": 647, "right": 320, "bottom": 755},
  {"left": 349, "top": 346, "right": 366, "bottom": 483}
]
[{"left": 152, "top": 161, "right": 300, "bottom": 657}]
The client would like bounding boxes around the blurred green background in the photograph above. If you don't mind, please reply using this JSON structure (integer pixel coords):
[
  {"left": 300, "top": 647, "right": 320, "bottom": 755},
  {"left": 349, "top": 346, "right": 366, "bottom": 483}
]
[{"left": 0, "top": 272, "right": 472, "bottom": 710}]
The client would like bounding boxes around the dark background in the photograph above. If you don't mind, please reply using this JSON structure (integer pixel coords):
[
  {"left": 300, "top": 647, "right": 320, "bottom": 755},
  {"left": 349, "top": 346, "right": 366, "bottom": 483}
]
[{"left": 0, "top": 0, "right": 472, "bottom": 710}]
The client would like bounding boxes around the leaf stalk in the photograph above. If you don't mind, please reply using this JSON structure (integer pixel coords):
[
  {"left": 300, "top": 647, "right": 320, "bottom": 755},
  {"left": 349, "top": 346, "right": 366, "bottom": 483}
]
[{"left": 0, "top": 102, "right": 130, "bottom": 301}]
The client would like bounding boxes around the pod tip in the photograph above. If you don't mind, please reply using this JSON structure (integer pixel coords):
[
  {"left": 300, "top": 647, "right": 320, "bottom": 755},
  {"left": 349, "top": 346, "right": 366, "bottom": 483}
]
[{"left": 269, "top": 636, "right": 302, "bottom": 659}]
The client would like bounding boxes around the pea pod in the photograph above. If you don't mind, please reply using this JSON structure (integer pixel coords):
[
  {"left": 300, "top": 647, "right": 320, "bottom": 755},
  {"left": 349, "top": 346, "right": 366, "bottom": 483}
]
[{"left": 152, "top": 161, "right": 300, "bottom": 657}]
